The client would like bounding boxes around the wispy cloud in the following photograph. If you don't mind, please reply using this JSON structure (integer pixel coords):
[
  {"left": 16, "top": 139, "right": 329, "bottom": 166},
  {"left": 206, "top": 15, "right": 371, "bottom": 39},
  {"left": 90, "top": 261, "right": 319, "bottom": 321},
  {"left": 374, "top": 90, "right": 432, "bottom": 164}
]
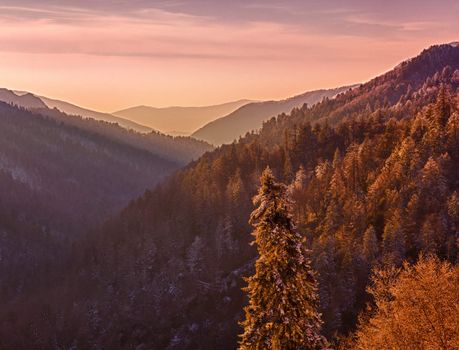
[
  {"left": 0, "top": 10, "right": 311, "bottom": 60},
  {"left": 0, "top": 0, "right": 457, "bottom": 111},
  {"left": 345, "top": 14, "right": 442, "bottom": 33}
]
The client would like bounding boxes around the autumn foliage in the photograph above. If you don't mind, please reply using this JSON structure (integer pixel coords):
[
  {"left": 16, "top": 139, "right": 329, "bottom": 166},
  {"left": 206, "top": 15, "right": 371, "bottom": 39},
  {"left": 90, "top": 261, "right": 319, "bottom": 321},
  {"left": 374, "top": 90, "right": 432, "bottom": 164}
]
[{"left": 354, "top": 256, "right": 459, "bottom": 350}]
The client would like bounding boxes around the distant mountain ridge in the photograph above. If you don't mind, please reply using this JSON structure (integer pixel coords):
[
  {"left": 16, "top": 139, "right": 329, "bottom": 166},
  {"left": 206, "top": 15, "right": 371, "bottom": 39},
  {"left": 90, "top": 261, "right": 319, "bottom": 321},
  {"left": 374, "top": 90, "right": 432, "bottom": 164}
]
[
  {"left": 0, "top": 88, "right": 47, "bottom": 109},
  {"left": 11, "top": 89, "right": 153, "bottom": 133},
  {"left": 191, "top": 85, "right": 357, "bottom": 145},
  {"left": 1, "top": 88, "right": 213, "bottom": 164},
  {"left": 114, "top": 100, "right": 252, "bottom": 135},
  {"left": 39, "top": 95, "right": 153, "bottom": 133}
]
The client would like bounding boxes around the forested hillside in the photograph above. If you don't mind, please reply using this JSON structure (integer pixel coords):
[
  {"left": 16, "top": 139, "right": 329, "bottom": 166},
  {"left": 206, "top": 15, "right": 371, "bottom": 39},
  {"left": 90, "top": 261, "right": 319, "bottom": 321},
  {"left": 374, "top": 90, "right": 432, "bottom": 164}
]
[
  {"left": 38, "top": 107, "right": 213, "bottom": 164},
  {"left": 0, "top": 88, "right": 213, "bottom": 164},
  {"left": 192, "top": 86, "right": 355, "bottom": 145},
  {"left": 1, "top": 44, "right": 459, "bottom": 349},
  {"left": 0, "top": 102, "right": 181, "bottom": 234},
  {"left": 0, "top": 101, "right": 209, "bottom": 343},
  {"left": 0, "top": 103, "right": 180, "bottom": 306}
]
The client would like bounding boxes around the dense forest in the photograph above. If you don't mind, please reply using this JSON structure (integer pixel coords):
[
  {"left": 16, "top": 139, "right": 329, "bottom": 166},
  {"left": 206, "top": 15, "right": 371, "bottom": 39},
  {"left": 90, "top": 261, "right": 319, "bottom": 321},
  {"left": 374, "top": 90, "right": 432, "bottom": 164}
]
[
  {"left": 0, "top": 102, "right": 213, "bottom": 348},
  {"left": 0, "top": 101, "right": 202, "bottom": 235},
  {"left": 1, "top": 44, "right": 459, "bottom": 349}
]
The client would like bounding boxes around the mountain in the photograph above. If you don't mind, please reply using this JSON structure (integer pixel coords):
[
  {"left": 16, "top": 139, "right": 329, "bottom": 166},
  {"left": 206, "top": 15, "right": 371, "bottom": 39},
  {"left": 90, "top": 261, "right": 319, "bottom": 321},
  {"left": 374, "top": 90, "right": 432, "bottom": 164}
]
[
  {"left": 0, "top": 102, "right": 180, "bottom": 235},
  {"left": 0, "top": 88, "right": 47, "bottom": 109},
  {"left": 191, "top": 86, "right": 355, "bottom": 145},
  {"left": 37, "top": 107, "right": 213, "bottom": 164},
  {"left": 3, "top": 88, "right": 213, "bottom": 164},
  {"left": 0, "top": 100, "right": 213, "bottom": 347},
  {"left": 0, "top": 101, "right": 183, "bottom": 320},
  {"left": 39, "top": 95, "right": 153, "bottom": 133},
  {"left": 10, "top": 90, "right": 153, "bottom": 133},
  {"left": 113, "top": 100, "right": 251, "bottom": 135},
  {"left": 2, "top": 43, "right": 459, "bottom": 349}
]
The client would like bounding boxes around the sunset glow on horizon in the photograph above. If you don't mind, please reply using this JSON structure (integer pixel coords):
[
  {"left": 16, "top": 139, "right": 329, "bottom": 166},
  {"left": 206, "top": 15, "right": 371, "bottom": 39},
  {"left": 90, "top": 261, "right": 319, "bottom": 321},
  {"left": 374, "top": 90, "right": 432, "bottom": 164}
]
[{"left": 0, "top": 0, "right": 458, "bottom": 112}]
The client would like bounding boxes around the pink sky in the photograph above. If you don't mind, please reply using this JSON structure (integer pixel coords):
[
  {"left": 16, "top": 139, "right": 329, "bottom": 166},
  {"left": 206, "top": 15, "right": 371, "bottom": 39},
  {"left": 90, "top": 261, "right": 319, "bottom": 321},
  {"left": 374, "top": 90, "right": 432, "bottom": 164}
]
[{"left": 0, "top": 1, "right": 458, "bottom": 112}]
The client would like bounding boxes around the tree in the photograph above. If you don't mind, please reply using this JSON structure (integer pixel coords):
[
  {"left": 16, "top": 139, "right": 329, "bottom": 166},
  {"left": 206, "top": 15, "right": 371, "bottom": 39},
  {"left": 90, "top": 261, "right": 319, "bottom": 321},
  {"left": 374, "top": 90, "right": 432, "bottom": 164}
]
[
  {"left": 446, "top": 112, "right": 459, "bottom": 159},
  {"left": 186, "top": 235, "right": 205, "bottom": 274},
  {"left": 239, "top": 167, "right": 326, "bottom": 350},
  {"left": 419, "top": 157, "right": 448, "bottom": 212},
  {"left": 226, "top": 168, "right": 247, "bottom": 207},
  {"left": 382, "top": 209, "right": 406, "bottom": 267},
  {"left": 288, "top": 166, "right": 308, "bottom": 221},
  {"left": 362, "top": 226, "right": 378, "bottom": 263},
  {"left": 434, "top": 85, "right": 451, "bottom": 127},
  {"left": 354, "top": 256, "right": 459, "bottom": 350},
  {"left": 215, "top": 216, "right": 236, "bottom": 259},
  {"left": 420, "top": 214, "right": 446, "bottom": 256}
]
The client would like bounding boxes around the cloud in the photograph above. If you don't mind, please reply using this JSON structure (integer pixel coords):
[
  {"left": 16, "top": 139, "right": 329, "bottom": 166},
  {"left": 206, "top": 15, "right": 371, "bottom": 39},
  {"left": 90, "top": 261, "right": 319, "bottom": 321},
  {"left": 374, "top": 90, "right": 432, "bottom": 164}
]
[
  {"left": 345, "top": 13, "right": 443, "bottom": 33},
  {"left": 0, "top": 0, "right": 456, "bottom": 64},
  {"left": 1, "top": 1, "right": 458, "bottom": 32},
  {"left": 0, "top": 7, "right": 311, "bottom": 61},
  {"left": 0, "top": 0, "right": 458, "bottom": 111},
  {"left": 0, "top": 1, "right": 457, "bottom": 64}
]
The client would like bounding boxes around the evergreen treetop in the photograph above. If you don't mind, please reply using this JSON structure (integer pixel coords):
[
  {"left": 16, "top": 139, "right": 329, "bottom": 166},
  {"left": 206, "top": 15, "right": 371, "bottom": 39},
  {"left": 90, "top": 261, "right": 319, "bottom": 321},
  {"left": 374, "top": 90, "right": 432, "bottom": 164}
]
[{"left": 239, "top": 167, "right": 327, "bottom": 350}]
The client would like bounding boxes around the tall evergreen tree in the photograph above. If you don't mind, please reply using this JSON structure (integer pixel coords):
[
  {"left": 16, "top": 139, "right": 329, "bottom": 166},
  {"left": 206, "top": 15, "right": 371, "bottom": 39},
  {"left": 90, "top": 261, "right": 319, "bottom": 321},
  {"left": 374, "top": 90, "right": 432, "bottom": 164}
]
[{"left": 239, "top": 167, "right": 326, "bottom": 350}]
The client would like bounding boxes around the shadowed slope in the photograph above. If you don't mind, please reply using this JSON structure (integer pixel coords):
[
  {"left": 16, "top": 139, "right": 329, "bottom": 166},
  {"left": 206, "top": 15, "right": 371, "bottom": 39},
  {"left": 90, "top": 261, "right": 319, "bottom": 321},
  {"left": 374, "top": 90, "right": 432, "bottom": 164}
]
[{"left": 192, "top": 86, "right": 356, "bottom": 145}]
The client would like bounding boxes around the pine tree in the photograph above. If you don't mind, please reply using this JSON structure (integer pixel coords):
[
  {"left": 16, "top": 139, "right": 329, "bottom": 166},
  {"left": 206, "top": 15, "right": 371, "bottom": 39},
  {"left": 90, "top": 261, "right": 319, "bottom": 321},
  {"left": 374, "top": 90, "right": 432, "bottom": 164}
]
[
  {"left": 239, "top": 167, "right": 326, "bottom": 350},
  {"left": 382, "top": 209, "right": 406, "bottom": 267},
  {"left": 362, "top": 226, "right": 378, "bottom": 263},
  {"left": 446, "top": 112, "right": 459, "bottom": 158},
  {"left": 288, "top": 166, "right": 308, "bottom": 221},
  {"left": 434, "top": 85, "right": 451, "bottom": 127}
]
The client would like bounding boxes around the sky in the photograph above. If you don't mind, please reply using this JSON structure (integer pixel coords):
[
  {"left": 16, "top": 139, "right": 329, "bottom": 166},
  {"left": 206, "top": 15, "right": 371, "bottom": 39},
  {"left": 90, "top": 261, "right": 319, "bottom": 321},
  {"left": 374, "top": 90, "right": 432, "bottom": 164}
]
[{"left": 0, "top": 0, "right": 458, "bottom": 112}]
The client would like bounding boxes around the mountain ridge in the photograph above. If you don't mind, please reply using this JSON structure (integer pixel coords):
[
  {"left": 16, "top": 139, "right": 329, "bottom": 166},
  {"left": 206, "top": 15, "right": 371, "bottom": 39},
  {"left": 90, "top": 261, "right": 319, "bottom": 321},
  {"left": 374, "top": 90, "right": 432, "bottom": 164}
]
[
  {"left": 9, "top": 89, "right": 153, "bottom": 133},
  {"left": 0, "top": 88, "right": 47, "bottom": 109},
  {"left": 191, "top": 85, "right": 357, "bottom": 145},
  {"left": 3, "top": 88, "right": 213, "bottom": 164},
  {"left": 39, "top": 95, "right": 153, "bottom": 133},
  {"left": 114, "top": 99, "right": 252, "bottom": 135}
]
